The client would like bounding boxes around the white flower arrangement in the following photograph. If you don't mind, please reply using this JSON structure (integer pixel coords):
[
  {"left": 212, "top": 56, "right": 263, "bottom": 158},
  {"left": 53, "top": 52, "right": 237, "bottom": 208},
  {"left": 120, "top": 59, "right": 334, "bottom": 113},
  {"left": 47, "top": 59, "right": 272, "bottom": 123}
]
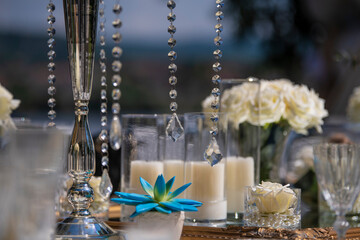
[
  {"left": 0, "top": 84, "right": 20, "bottom": 136},
  {"left": 202, "top": 79, "right": 328, "bottom": 135},
  {"left": 347, "top": 86, "right": 360, "bottom": 122}
]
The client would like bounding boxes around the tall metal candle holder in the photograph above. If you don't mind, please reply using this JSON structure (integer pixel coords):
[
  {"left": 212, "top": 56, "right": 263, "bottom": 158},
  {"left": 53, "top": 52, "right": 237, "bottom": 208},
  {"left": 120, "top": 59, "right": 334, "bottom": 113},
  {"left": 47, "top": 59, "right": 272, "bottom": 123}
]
[{"left": 55, "top": 0, "right": 119, "bottom": 238}]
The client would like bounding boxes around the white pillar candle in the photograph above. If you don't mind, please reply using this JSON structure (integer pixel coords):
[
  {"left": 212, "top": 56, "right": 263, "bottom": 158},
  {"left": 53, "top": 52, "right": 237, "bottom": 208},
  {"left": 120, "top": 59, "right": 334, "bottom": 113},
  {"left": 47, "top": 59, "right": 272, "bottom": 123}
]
[
  {"left": 185, "top": 161, "right": 227, "bottom": 220},
  {"left": 226, "top": 156, "right": 254, "bottom": 213},
  {"left": 163, "top": 160, "right": 184, "bottom": 190},
  {"left": 129, "top": 160, "right": 164, "bottom": 194}
]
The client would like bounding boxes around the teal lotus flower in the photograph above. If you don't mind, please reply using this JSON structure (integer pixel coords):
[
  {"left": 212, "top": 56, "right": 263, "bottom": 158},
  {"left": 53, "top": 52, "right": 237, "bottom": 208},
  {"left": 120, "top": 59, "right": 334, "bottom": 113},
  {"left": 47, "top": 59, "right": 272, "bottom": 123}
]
[{"left": 111, "top": 174, "right": 202, "bottom": 217}]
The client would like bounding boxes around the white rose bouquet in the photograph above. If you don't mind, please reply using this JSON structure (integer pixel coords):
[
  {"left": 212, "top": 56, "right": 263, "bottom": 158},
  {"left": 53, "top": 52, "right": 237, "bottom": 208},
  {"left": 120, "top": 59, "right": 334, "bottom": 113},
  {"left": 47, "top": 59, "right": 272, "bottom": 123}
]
[
  {"left": 202, "top": 79, "right": 328, "bottom": 135},
  {"left": 0, "top": 84, "right": 20, "bottom": 137},
  {"left": 347, "top": 86, "right": 360, "bottom": 122}
]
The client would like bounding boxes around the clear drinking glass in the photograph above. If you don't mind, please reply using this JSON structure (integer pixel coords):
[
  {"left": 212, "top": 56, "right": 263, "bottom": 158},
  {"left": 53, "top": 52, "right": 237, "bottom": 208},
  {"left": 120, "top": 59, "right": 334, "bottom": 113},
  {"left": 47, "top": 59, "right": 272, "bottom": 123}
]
[
  {"left": 184, "top": 112, "right": 228, "bottom": 227},
  {"left": 313, "top": 143, "right": 360, "bottom": 239}
]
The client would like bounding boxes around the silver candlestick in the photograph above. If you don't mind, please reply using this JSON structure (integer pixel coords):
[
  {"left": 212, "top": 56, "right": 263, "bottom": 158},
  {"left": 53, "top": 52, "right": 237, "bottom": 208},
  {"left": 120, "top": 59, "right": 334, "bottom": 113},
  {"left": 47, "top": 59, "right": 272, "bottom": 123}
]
[{"left": 55, "top": 0, "right": 119, "bottom": 238}]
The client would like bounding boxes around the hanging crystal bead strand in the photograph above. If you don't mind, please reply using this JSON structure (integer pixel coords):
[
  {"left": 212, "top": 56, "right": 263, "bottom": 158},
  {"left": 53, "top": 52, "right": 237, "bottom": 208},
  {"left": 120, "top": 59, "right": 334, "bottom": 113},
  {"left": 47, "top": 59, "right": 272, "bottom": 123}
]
[
  {"left": 204, "top": 0, "right": 224, "bottom": 166},
  {"left": 165, "top": 0, "right": 184, "bottom": 142},
  {"left": 109, "top": 0, "right": 123, "bottom": 151},
  {"left": 97, "top": 0, "right": 113, "bottom": 199},
  {"left": 47, "top": 0, "right": 56, "bottom": 127}
]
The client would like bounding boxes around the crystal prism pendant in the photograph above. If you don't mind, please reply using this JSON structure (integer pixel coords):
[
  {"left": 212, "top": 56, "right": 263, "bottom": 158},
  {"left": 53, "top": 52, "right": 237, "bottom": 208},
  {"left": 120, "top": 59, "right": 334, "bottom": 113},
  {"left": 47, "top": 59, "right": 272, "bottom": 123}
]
[
  {"left": 166, "top": 113, "right": 184, "bottom": 142},
  {"left": 109, "top": 116, "right": 122, "bottom": 150},
  {"left": 204, "top": 137, "right": 223, "bottom": 166},
  {"left": 99, "top": 168, "right": 113, "bottom": 199}
]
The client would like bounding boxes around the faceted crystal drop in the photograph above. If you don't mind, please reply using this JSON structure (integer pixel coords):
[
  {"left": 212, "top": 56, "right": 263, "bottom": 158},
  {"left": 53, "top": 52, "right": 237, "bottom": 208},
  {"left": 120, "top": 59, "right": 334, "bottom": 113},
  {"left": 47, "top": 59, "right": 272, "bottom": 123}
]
[
  {"left": 112, "top": 75, "right": 122, "bottom": 87},
  {"left": 48, "top": 98, "right": 56, "bottom": 108},
  {"left": 101, "top": 143, "right": 109, "bottom": 154},
  {"left": 48, "top": 62, "right": 55, "bottom": 72},
  {"left": 101, "top": 89, "right": 106, "bottom": 100},
  {"left": 170, "top": 102, "right": 178, "bottom": 112},
  {"left": 112, "top": 47, "right": 123, "bottom": 58},
  {"left": 99, "top": 129, "right": 108, "bottom": 142},
  {"left": 99, "top": 168, "right": 113, "bottom": 199},
  {"left": 210, "top": 113, "right": 219, "bottom": 122},
  {"left": 110, "top": 116, "right": 122, "bottom": 150},
  {"left": 212, "top": 75, "right": 221, "bottom": 84},
  {"left": 216, "top": 11, "right": 224, "bottom": 21},
  {"left": 211, "top": 88, "right": 221, "bottom": 97},
  {"left": 214, "top": 36, "right": 223, "bottom": 46},
  {"left": 167, "top": 0, "right": 176, "bottom": 9},
  {"left": 167, "top": 13, "right": 176, "bottom": 22},
  {"left": 112, "top": 61, "right": 122, "bottom": 72},
  {"left": 112, "top": 19, "right": 122, "bottom": 28},
  {"left": 169, "top": 89, "right": 177, "bottom": 99},
  {"left": 168, "top": 38, "right": 177, "bottom": 48},
  {"left": 112, "top": 89, "right": 121, "bottom": 100},
  {"left": 99, "top": 22, "right": 105, "bottom": 31},
  {"left": 213, "top": 62, "right": 222, "bottom": 72},
  {"left": 169, "top": 76, "right": 177, "bottom": 85},
  {"left": 48, "top": 86, "right": 56, "bottom": 95},
  {"left": 112, "top": 103, "right": 120, "bottom": 114},
  {"left": 113, "top": 4, "right": 122, "bottom": 14},
  {"left": 100, "top": 62, "right": 106, "bottom": 73},
  {"left": 100, "top": 36, "right": 106, "bottom": 46},
  {"left": 99, "top": 8, "right": 105, "bottom": 17},
  {"left": 100, "top": 49, "right": 106, "bottom": 60},
  {"left": 101, "top": 103, "right": 107, "bottom": 113},
  {"left": 166, "top": 113, "right": 184, "bottom": 142},
  {"left": 210, "top": 126, "right": 218, "bottom": 136},
  {"left": 215, "top": 23, "right": 223, "bottom": 33},
  {"left": 168, "top": 63, "right": 177, "bottom": 73},
  {"left": 47, "top": 15, "right": 55, "bottom": 24},
  {"left": 112, "top": 32, "right": 122, "bottom": 43},
  {"left": 47, "top": 3, "right": 55, "bottom": 12},
  {"left": 48, "top": 110, "right": 56, "bottom": 120},
  {"left": 168, "top": 51, "right": 177, "bottom": 61},
  {"left": 48, "top": 38, "right": 55, "bottom": 48},
  {"left": 211, "top": 101, "right": 219, "bottom": 110},
  {"left": 101, "top": 156, "right": 109, "bottom": 167},
  {"left": 213, "top": 49, "right": 223, "bottom": 60},
  {"left": 48, "top": 50, "right": 56, "bottom": 60},
  {"left": 48, "top": 122, "right": 56, "bottom": 128},
  {"left": 216, "top": 0, "right": 224, "bottom": 8},
  {"left": 168, "top": 25, "right": 176, "bottom": 34},
  {"left": 47, "top": 27, "right": 56, "bottom": 37},
  {"left": 204, "top": 137, "right": 223, "bottom": 166},
  {"left": 101, "top": 116, "right": 107, "bottom": 127},
  {"left": 101, "top": 76, "right": 107, "bottom": 87},
  {"left": 48, "top": 74, "right": 56, "bottom": 84}
]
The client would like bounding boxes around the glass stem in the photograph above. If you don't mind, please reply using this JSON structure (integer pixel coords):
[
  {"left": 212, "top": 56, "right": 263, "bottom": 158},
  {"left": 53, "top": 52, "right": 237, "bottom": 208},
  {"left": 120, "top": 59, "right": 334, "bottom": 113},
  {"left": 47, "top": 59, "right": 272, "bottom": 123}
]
[{"left": 334, "top": 214, "right": 349, "bottom": 240}]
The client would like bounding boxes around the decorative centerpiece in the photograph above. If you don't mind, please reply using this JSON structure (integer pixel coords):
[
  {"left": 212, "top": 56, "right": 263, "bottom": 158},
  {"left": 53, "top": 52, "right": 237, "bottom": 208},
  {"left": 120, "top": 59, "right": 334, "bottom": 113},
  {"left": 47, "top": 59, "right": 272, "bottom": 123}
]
[
  {"left": 0, "top": 84, "right": 20, "bottom": 142},
  {"left": 244, "top": 182, "right": 301, "bottom": 229},
  {"left": 112, "top": 174, "right": 202, "bottom": 240}
]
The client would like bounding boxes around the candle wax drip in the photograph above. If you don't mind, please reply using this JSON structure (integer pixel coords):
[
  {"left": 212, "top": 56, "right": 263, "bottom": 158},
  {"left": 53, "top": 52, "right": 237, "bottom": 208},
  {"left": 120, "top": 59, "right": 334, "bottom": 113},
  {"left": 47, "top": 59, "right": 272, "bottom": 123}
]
[{"left": 204, "top": 137, "right": 223, "bottom": 166}]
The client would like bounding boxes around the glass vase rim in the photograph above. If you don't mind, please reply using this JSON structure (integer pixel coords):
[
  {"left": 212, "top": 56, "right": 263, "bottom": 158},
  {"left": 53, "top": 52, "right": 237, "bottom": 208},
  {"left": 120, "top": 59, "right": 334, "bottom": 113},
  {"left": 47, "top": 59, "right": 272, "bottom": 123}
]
[
  {"left": 221, "top": 78, "right": 260, "bottom": 84},
  {"left": 121, "top": 113, "right": 160, "bottom": 119},
  {"left": 184, "top": 112, "right": 228, "bottom": 117},
  {"left": 313, "top": 142, "right": 360, "bottom": 149}
]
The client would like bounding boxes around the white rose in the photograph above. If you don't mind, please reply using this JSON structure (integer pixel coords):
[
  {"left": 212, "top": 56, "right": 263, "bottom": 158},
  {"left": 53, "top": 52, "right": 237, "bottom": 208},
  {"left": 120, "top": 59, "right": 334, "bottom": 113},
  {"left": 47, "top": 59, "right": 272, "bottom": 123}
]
[
  {"left": 221, "top": 86, "right": 249, "bottom": 127},
  {"left": 201, "top": 94, "right": 214, "bottom": 113},
  {"left": 261, "top": 79, "right": 292, "bottom": 94},
  {"left": 347, "top": 86, "right": 360, "bottom": 122},
  {"left": 307, "top": 89, "right": 328, "bottom": 133}
]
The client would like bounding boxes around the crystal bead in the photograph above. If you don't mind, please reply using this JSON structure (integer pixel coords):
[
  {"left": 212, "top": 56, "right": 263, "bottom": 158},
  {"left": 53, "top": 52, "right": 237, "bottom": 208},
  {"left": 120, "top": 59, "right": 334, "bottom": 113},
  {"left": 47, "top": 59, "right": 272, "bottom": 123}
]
[
  {"left": 112, "top": 19, "right": 122, "bottom": 28},
  {"left": 99, "top": 168, "right": 113, "bottom": 199},
  {"left": 112, "top": 103, "right": 120, "bottom": 114},
  {"left": 47, "top": 27, "right": 55, "bottom": 37},
  {"left": 112, "top": 32, "right": 122, "bottom": 43},
  {"left": 168, "top": 51, "right": 177, "bottom": 61},
  {"left": 213, "top": 49, "right": 223, "bottom": 60},
  {"left": 210, "top": 113, "right": 219, "bottom": 122},
  {"left": 48, "top": 122, "right": 56, "bottom": 128},
  {"left": 168, "top": 25, "right": 176, "bottom": 34},
  {"left": 100, "top": 62, "right": 106, "bottom": 73},
  {"left": 100, "top": 36, "right": 106, "bottom": 46},
  {"left": 99, "top": 22, "right": 105, "bottom": 31},
  {"left": 47, "top": 15, "right": 55, "bottom": 25},
  {"left": 169, "top": 76, "right": 177, "bottom": 85},
  {"left": 48, "top": 110, "right": 56, "bottom": 120},
  {"left": 212, "top": 75, "right": 221, "bottom": 84},
  {"left": 101, "top": 103, "right": 107, "bottom": 113},
  {"left": 210, "top": 126, "right": 218, "bottom": 136},
  {"left": 100, "top": 129, "right": 108, "bottom": 142},
  {"left": 168, "top": 38, "right": 176, "bottom": 48},
  {"left": 216, "top": 0, "right": 224, "bottom": 7},
  {"left": 48, "top": 62, "right": 55, "bottom": 72},
  {"left": 48, "top": 86, "right": 56, "bottom": 96},
  {"left": 100, "top": 49, "right": 106, "bottom": 60},
  {"left": 166, "top": 113, "right": 184, "bottom": 142},
  {"left": 48, "top": 74, "right": 56, "bottom": 84},
  {"left": 167, "top": 0, "right": 176, "bottom": 9},
  {"left": 213, "top": 62, "right": 222, "bottom": 72},
  {"left": 101, "top": 156, "right": 109, "bottom": 167},
  {"left": 48, "top": 98, "right": 56, "bottom": 108},
  {"left": 170, "top": 102, "right": 178, "bottom": 112},
  {"left": 112, "top": 47, "right": 123, "bottom": 58},
  {"left": 216, "top": 11, "right": 224, "bottom": 21},
  {"left": 48, "top": 38, "right": 55, "bottom": 48},
  {"left": 211, "top": 101, "right": 219, "bottom": 110},
  {"left": 113, "top": 4, "right": 122, "bottom": 14},
  {"left": 214, "top": 36, "right": 223, "bottom": 46},
  {"left": 215, "top": 23, "right": 223, "bottom": 33},
  {"left": 112, "top": 89, "right": 121, "bottom": 100},
  {"left": 204, "top": 137, "right": 223, "bottom": 166},
  {"left": 112, "top": 75, "right": 122, "bottom": 87},
  {"left": 101, "top": 142, "right": 109, "bottom": 154},
  {"left": 110, "top": 116, "right": 122, "bottom": 150},
  {"left": 99, "top": 8, "right": 105, "bottom": 17},
  {"left": 211, "top": 88, "right": 221, "bottom": 97},
  {"left": 169, "top": 89, "right": 177, "bottom": 99},
  {"left": 112, "top": 61, "right": 122, "bottom": 72},
  {"left": 101, "top": 89, "right": 107, "bottom": 100},
  {"left": 47, "top": 3, "right": 55, "bottom": 12},
  {"left": 168, "top": 63, "right": 177, "bottom": 73},
  {"left": 101, "top": 116, "right": 107, "bottom": 127},
  {"left": 101, "top": 76, "right": 107, "bottom": 87},
  {"left": 167, "top": 13, "right": 176, "bottom": 22},
  {"left": 48, "top": 50, "right": 56, "bottom": 61}
]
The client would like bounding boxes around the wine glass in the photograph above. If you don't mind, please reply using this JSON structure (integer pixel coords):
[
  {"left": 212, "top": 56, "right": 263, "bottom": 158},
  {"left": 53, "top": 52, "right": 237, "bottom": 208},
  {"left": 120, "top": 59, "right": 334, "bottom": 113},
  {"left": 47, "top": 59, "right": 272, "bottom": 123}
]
[{"left": 313, "top": 143, "right": 360, "bottom": 239}]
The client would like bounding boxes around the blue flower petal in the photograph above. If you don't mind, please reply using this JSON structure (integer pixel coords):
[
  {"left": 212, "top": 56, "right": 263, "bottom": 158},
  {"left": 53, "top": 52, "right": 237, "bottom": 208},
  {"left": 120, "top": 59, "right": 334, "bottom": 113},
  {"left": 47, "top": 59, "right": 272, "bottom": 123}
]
[
  {"left": 168, "top": 182, "right": 192, "bottom": 199},
  {"left": 130, "top": 211, "right": 142, "bottom": 218},
  {"left": 160, "top": 201, "right": 184, "bottom": 212},
  {"left": 165, "top": 176, "right": 175, "bottom": 195},
  {"left": 135, "top": 203, "right": 159, "bottom": 214},
  {"left": 173, "top": 198, "right": 202, "bottom": 206},
  {"left": 181, "top": 204, "right": 198, "bottom": 212},
  {"left": 140, "top": 177, "right": 154, "bottom": 197},
  {"left": 111, "top": 198, "right": 143, "bottom": 206},
  {"left": 114, "top": 192, "right": 153, "bottom": 202},
  {"left": 155, "top": 206, "right": 172, "bottom": 214},
  {"left": 154, "top": 174, "right": 166, "bottom": 201}
]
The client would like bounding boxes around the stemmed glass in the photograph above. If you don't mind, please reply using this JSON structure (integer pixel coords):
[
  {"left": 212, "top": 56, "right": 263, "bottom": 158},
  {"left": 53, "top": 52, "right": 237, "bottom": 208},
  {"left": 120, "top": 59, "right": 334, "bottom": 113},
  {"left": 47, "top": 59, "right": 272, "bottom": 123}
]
[{"left": 313, "top": 143, "right": 360, "bottom": 239}]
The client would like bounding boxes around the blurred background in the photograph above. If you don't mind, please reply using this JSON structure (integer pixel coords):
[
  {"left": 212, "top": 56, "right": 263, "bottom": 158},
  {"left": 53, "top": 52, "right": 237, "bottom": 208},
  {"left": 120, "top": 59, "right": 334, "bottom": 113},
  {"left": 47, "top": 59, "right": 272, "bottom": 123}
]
[{"left": 1, "top": 0, "right": 360, "bottom": 126}]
